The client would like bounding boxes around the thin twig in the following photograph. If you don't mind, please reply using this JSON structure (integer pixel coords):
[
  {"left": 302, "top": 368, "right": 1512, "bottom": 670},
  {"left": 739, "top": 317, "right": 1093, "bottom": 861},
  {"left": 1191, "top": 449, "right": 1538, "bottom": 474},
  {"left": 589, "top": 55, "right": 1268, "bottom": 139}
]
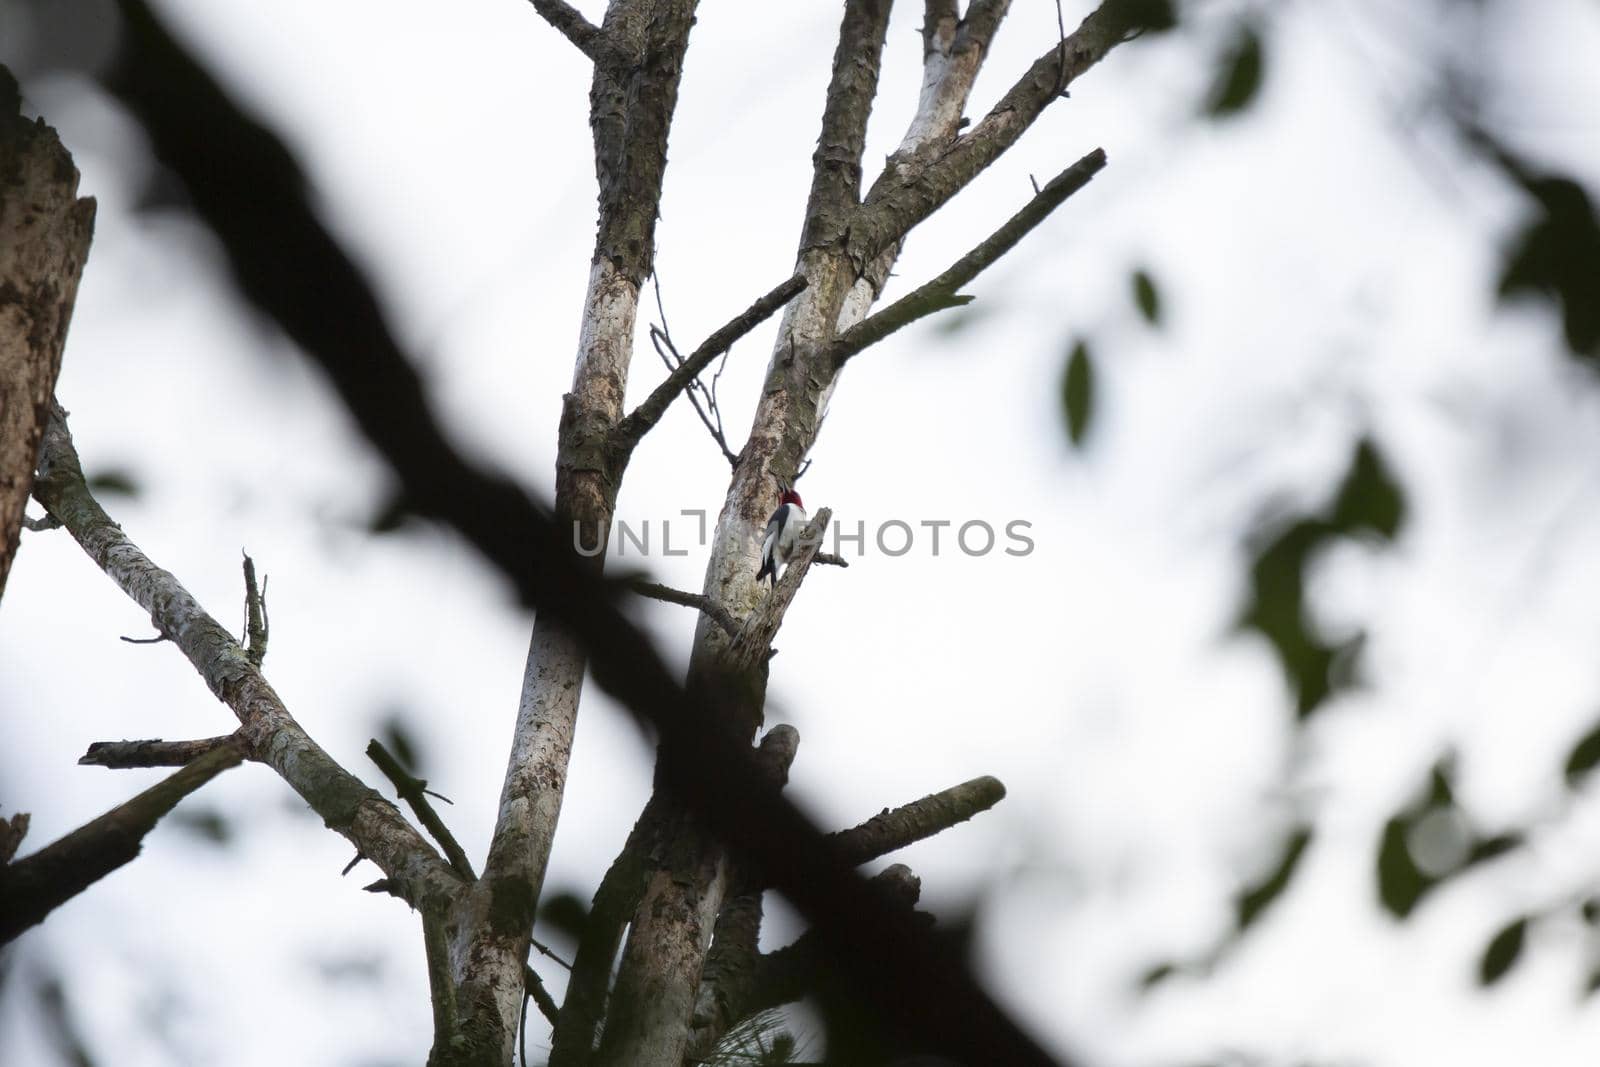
[
  {"left": 832, "top": 149, "right": 1107, "bottom": 369},
  {"left": 119, "top": 632, "right": 167, "bottom": 645},
  {"left": 630, "top": 579, "right": 740, "bottom": 637},
  {"left": 611, "top": 274, "right": 806, "bottom": 459},
  {"left": 21, "top": 513, "right": 62, "bottom": 531},
  {"left": 649, "top": 273, "right": 741, "bottom": 467},
  {"left": 366, "top": 740, "right": 476, "bottom": 883},
  {"left": 530, "top": 935, "right": 574, "bottom": 972},
  {"left": 79, "top": 733, "right": 242, "bottom": 769},
  {"left": 241, "top": 551, "right": 269, "bottom": 667}
]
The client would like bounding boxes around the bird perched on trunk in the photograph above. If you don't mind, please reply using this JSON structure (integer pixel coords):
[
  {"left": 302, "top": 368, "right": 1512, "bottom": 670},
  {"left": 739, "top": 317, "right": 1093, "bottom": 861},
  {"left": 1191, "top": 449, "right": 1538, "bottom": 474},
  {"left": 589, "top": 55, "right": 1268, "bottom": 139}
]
[{"left": 757, "top": 485, "right": 806, "bottom": 588}]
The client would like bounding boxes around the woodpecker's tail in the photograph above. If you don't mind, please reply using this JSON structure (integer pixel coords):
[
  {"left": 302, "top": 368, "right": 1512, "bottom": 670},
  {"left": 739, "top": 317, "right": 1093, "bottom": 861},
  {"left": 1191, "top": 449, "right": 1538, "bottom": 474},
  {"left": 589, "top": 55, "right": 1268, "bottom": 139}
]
[{"left": 756, "top": 557, "right": 775, "bottom": 586}]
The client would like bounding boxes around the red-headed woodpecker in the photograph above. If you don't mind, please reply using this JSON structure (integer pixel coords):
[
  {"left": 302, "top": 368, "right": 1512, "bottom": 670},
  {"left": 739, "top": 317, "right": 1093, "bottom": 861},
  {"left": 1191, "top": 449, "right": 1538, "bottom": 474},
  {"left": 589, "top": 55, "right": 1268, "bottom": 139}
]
[{"left": 756, "top": 486, "right": 806, "bottom": 588}]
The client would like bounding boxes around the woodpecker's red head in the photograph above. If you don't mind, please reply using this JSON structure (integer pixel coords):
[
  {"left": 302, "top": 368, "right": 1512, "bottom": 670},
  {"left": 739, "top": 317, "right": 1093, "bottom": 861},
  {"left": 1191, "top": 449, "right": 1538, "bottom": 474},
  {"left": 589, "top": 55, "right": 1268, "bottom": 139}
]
[{"left": 779, "top": 487, "right": 803, "bottom": 509}]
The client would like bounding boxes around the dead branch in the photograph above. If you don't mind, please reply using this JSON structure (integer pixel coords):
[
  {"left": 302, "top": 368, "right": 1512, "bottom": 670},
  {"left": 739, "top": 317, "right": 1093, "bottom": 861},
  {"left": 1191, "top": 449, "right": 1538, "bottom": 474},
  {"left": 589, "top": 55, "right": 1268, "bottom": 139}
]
[
  {"left": 0, "top": 746, "right": 243, "bottom": 945},
  {"left": 31, "top": 407, "right": 463, "bottom": 910},
  {"left": 629, "top": 579, "right": 740, "bottom": 637},
  {"left": 832, "top": 149, "right": 1107, "bottom": 369},
  {"left": 241, "top": 551, "right": 269, "bottom": 666},
  {"left": 79, "top": 733, "right": 242, "bottom": 769},
  {"left": 367, "top": 740, "right": 477, "bottom": 883},
  {"left": 828, "top": 775, "right": 1007, "bottom": 869}
]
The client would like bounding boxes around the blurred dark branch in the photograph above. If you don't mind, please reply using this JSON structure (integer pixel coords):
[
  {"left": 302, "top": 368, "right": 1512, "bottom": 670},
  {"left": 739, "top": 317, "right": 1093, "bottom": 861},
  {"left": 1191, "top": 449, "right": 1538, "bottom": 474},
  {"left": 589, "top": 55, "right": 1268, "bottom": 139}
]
[
  {"left": 707, "top": 864, "right": 925, "bottom": 1050},
  {"left": 79, "top": 733, "right": 243, "bottom": 769},
  {"left": 0, "top": 746, "right": 242, "bottom": 945},
  {"left": 529, "top": 0, "right": 638, "bottom": 76},
  {"left": 367, "top": 739, "right": 477, "bottom": 882},
  {"left": 96, "top": 7, "right": 1070, "bottom": 1062},
  {"left": 2, "top": 813, "right": 30, "bottom": 865},
  {"left": 612, "top": 273, "right": 806, "bottom": 463},
  {"left": 687, "top": 726, "right": 800, "bottom": 1060},
  {"left": 630, "top": 579, "right": 739, "bottom": 637},
  {"left": 832, "top": 149, "right": 1106, "bottom": 369},
  {"left": 550, "top": 800, "right": 665, "bottom": 1066}
]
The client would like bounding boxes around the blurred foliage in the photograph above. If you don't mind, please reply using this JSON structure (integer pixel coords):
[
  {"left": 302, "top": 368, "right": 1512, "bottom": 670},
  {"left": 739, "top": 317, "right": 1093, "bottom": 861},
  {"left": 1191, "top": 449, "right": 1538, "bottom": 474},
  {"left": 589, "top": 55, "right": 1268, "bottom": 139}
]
[
  {"left": 167, "top": 806, "right": 233, "bottom": 847},
  {"left": 1060, "top": 339, "right": 1095, "bottom": 447},
  {"left": 1476, "top": 133, "right": 1600, "bottom": 363},
  {"left": 1234, "top": 824, "right": 1313, "bottom": 932},
  {"left": 1374, "top": 756, "right": 1521, "bottom": 919},
  {"left": 1239, "top": 437, "right": 1406, "bottom": 720},
  {"left": 1477, "top": 914, "right": 1528, "bottom": 986},
  {"left": 84, "top": 468, "right": 141, "bottom": 499},
  {"left": 1131, "top": 268, "right": 1162, "bottom": 327},
  {"left": 1562, "top": 713, "right": 1600, "bottom": 787},
  {"left": 1203, "top": 21, "right": 1266, "bottom": 118},
  {"left": 537, "top": 888, "right": 590, "bottom": 944},
  {"left": 375, "top": 710, "right": 421, "bottom": 776}
]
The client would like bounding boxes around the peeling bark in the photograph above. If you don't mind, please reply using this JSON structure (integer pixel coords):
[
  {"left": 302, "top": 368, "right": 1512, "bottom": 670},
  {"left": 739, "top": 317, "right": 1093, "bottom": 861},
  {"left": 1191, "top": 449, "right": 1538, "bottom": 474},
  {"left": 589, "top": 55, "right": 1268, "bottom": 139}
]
[{"left": 0, "top": 78, "right": 95, "bottom": 603}]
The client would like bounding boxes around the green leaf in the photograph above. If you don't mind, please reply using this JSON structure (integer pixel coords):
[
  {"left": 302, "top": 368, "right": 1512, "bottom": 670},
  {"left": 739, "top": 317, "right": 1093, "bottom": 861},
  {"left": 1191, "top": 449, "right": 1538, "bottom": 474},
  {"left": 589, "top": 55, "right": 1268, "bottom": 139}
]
[
  {"left": 1205, "top": 23, "right": 1265, "bottom": 118},
  {"left": 1479, "top": 916, "right": 1529, "bottom": 986},
  {"left": 1564, "top": 718, "right": 1600, "bottom": 786},
  {"left": 1131, "top": 269, "right": 1162, "bottom": 326},
  {"left": 1235, "top": 826, "right": 1313, "bottom": 931},
  {"left": 1061, "top": 339, "right": 1094, "bottom": 447},
  {"left": 1331, "top": 438, "right": 1406, "bottom": 539},
  {"left": 1377, "top": 815, "right": 1433, "bottom": 918}
]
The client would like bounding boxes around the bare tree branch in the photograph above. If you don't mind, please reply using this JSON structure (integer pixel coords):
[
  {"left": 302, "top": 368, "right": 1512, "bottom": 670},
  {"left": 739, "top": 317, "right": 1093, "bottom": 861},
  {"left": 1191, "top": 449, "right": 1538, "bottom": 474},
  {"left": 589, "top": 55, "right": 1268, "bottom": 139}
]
[
  {"left": 241, "top": 551, "right": 269, "bottom": 667},
  {"left": 31, "top": 408, "right": 463, "bottom": 911},
  {"left": 524, "top": 965, "right": 561, "bottom": 1028},
  {"left": 831, "top": 148, "right": 1107, "bottom": 369},
  {"left": 851, "top": 0, "right": 1136, "bottom": 263},
  {"left": 550, "top": 799, "right": 666, "bottom": 1067},
  {"left": 611, "top": 273, "right": 807, "bottom": 461},
  {"left": 528, "top": 0, "right": 637, "bottom": 77},
  {"left": 0, "top": 746, "right": 243, "bottom": 945},
  {"left": 367, "top": 740, "right": 477, "bottom": 883},
  {"left": 802, "top": 0, "right": 895, "bottom": 254},
  {"left": 79, "top": 733, "right": 242, "bottom": 769},
  {"left": 686, "top": 726, "right": 800, "bottom": 1059},
  {"left": 828, "top": 775, "right": 1006, "bottom": 869},
  {"left": 630, "top": 579, "right": 740, "bottom": 637}
]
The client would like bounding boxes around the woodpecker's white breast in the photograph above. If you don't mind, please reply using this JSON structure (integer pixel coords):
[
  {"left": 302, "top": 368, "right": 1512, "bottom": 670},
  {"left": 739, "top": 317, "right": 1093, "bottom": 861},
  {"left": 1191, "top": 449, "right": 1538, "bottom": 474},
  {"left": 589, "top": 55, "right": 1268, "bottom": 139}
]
[{"left": 764, "top": 502, "right": 806, "bottom": 567}]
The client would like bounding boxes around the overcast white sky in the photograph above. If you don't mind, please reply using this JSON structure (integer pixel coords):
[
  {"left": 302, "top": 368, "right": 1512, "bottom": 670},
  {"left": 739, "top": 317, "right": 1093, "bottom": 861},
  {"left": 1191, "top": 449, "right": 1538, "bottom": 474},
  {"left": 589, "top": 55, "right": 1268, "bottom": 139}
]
[{"left": 5, "top": 1, "right": 1600, "bottom": 1065}]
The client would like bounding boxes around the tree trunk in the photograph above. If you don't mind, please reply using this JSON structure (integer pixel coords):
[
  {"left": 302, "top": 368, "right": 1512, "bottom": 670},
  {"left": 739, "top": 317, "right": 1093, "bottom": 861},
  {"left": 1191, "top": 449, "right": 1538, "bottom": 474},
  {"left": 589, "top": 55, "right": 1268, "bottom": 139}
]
[{"left": 0, "top": 69, "right": 95, "bottom": 604}]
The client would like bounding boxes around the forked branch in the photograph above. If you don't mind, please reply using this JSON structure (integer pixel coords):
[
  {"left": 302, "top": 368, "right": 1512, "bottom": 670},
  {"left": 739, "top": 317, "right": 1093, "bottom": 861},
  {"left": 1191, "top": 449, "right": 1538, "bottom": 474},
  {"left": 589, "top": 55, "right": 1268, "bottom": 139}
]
[{"left": 832, "top": 149, "right": 1107, "bottom": 369}]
